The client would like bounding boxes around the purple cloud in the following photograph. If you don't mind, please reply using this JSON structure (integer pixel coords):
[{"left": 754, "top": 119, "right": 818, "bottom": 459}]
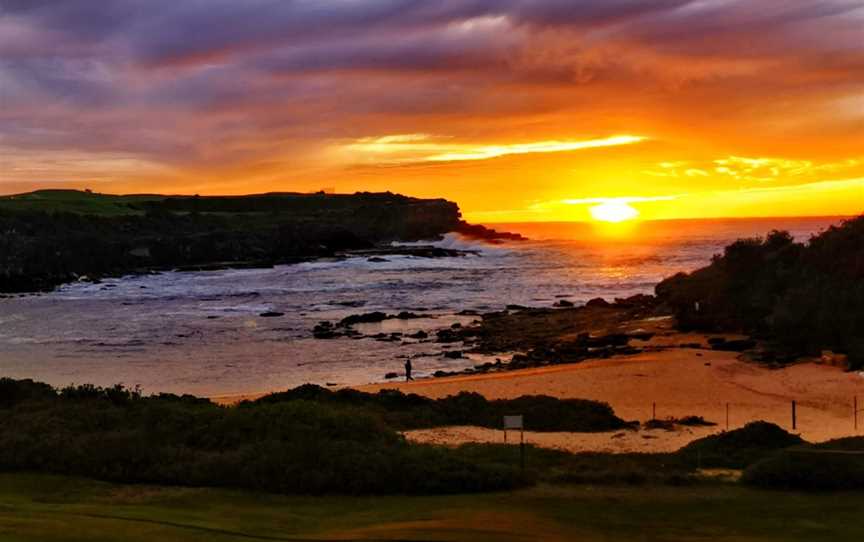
[{"left": 0, "top": 0, "right": 861, "bottom": 187}]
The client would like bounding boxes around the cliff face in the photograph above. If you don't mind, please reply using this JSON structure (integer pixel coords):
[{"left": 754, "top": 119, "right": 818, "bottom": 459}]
[{"left": 0, "top": 190, "right": 462, "bottom": 292}]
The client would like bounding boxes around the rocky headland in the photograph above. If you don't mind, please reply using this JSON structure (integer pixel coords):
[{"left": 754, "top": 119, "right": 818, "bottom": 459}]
[{"left": 0, "top": 189, "right": 515, "bottom": 293}]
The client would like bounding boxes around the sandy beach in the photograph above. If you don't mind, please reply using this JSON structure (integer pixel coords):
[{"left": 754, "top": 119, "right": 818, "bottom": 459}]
[
  {"left": 212, "top": 341, "right": 864, "bottom": 453},
  {"left": 353, "top": 344, "right": 864, "bottom": 453}
]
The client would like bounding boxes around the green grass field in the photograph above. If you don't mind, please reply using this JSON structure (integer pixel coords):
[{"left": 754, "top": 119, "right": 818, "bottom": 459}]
[
  {"left": 0, "top": 190, "right": 160, "bottom": 216},
  {"left": 0, "top": 473, "right": 862, "bottom": 541}
]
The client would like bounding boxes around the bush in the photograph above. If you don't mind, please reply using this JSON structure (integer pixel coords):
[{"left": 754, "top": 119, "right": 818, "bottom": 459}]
[
  {"left": 0, "top": 379, "right": 526, "bottom": 495},
  {"left": 743, "top": 438, "right": 864, "bottom": 490},
  {"left": 252, "top": 386, "right": 630, "bottom": 432},
  {"left": 677, "top": 421, "right": 805, "bottom": 468}
]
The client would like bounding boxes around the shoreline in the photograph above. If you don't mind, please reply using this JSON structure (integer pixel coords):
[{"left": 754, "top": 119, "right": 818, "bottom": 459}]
[{"left": 212, "top": 338, "right": 864, "bottom": 452}]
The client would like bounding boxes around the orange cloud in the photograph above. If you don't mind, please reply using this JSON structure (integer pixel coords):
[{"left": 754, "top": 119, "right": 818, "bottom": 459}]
[{"left": 1, "top": 1, "right": 862, "bottom": 221}]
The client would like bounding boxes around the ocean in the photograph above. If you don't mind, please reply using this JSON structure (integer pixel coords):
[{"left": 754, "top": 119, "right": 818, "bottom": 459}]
[{"left": 0, "top": 216, "right": 847, "bottom": 396}]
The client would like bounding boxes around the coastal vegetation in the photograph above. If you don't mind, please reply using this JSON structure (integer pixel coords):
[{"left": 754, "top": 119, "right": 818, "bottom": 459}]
[
  {"left": 3, "top": 377, "right": 860, "bottom": 497},
  {"left": 656, "top": 215, "right": 864, "bottom": 368},
  {"left": 251, "top": 384, "right": 631, "bottom": 432},
  {"left": 0, "top": 378, "right": 626, "bottom": 495},
  {"left": 743, "top": 437, "right": 864, "bottom": 490},
  {"left": 677, "top": 421, "right": 805, "bottom": 469}
]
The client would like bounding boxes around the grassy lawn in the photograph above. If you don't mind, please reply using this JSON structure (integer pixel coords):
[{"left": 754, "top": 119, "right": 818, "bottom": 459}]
[
  {"left": 0, "top": 473, "right": 862, "bottom": 541},
  {"left": 0, "top": 190, "right": 159, "bottom": 216}
]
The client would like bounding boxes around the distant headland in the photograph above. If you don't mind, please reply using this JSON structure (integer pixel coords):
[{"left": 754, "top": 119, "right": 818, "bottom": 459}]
[{"left": 0, "top": 189, "right": 522, "bottom": 293}]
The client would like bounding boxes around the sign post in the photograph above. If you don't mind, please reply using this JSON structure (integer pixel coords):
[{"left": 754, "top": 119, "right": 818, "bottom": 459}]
[
  {"left": 854, "top": 396, "right": 863, "bottom": 432},
  {"left": 792, "top": 400, "right": 797, "bottom": 431},
  {"left": 503, "top": 415, "right": 525, "bottom": 471}
]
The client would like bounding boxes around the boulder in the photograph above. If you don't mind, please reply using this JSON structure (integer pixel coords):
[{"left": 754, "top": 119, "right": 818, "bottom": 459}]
[
  {"left": 613, "top": 294, "right": 656, "bottom": 308},
  {"left": 435, "top": 329, "right": 462, "bottom": 343},
  {"left": 339, "top": 311, "right": 389, "bottom": 326},
  {"left": 627, "top": 331, "right": 655, "bottom": 341},
  {"left": 710, "top": 338, "right": 757, "bottom": 352},
  {"left": 313, "top": 321, "right": 340, "bottom": 339}
]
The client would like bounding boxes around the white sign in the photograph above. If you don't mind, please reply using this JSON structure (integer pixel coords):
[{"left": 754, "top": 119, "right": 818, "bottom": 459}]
[{"left": 503, "top": 415, "right": 523, "bottom": 430}]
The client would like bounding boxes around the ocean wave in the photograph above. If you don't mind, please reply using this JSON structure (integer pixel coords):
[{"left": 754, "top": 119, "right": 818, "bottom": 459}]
[{"left": 393, "top": 233, "right": 514, "bottom": 255}]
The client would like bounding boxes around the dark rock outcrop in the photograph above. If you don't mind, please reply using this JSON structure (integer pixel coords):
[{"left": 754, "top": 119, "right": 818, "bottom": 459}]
[
  {"left": 454, "top": 221, "right": 527, "bottom": 243},
  {"left": 339, "top": 312, "right": 389, "bottom": 327}
]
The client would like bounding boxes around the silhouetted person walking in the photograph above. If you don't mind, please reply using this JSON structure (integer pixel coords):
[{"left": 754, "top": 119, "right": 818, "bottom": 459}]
[{"left": 405, "top": 359, "right": 414, "bottom": 381}]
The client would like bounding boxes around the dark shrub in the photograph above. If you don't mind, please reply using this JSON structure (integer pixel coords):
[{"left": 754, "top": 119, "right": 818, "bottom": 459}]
[
  {"left": 677, "top": 416, "right": 717, "bottom": 427},
  {"left": 656, "top": 216, "right": 864, "bottom": 363},
  {"left": 743, "top": 437, "right": 864, "bottom": 490},
  {"left": 678, "top": 421, "right": 805, "bottom": 468},
  {"left": 251, "top": 386, "right": 630, "bottom": 432},
  {"left": 0, "top": 378, "right": 56, "bottom": 407},
  {"left": 0, "top": 379, "right": 524, "bottom": 495}
]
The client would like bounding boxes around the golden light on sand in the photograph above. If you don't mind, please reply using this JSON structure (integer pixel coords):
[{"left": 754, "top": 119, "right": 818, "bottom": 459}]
[{"left": 588, "top": 201, "right": 639, "bottom": 223}]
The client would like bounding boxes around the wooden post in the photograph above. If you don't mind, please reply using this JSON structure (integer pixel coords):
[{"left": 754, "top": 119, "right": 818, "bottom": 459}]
[
  {"left": 792, "top": 400, "right": 797, "bottom": 431},
  {"left": 725, "top": 402, "right": 730, "bottom": 431},
  {"left": 520, "top": 428, "right": 525, "bottom": 471}
]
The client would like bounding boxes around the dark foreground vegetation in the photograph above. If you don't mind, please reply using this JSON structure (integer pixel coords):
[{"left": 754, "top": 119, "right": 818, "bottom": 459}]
[
  {"left": 743, "top": 436, "right": 864, "bottom": 491},
  {"left": 0, "top": 378, "right": 622, "bottom": 495},
  {"left": 656, "top": 215, "right": 864, "bottom": 368},
  {"left": 0, "top": 189, "right": 462, "bottom": 292},
  {"left": 3, "top": 378, "right": 861, "bottom": 495},
  {"left": 252, "top": 383, "right": 631, "bottom": 432},
  {"left": 677, "top": 421, "right": 864, "bottom": 490},
  {"left": 679, "top": 421, "right": 805, "bottom": 469}
]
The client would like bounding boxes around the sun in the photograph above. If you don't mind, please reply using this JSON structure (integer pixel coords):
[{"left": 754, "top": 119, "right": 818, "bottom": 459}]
[{"left": 589, "top": 200, "right": 639, "bottom": 223}]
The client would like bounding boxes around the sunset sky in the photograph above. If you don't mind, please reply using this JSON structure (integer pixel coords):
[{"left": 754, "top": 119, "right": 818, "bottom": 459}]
[{"left": 1, "top": 1, "right": 862, "bottom": 222}]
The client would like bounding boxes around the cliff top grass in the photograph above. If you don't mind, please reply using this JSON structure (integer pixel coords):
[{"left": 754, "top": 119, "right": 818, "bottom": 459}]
[
  {"left": 0, "top": 189, "right": 454, "bottom": 217},
  {"left": 0, "top": 189, "right": 161, "bottom": 216}
]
